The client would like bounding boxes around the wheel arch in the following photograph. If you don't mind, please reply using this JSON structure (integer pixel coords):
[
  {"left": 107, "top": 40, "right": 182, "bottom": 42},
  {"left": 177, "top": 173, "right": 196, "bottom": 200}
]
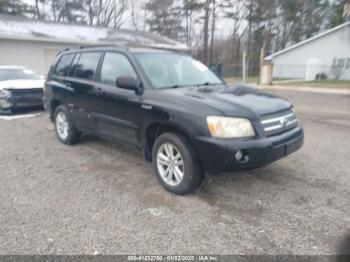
[
  {"left": 50, "top": 99, "right": 63, "bottom": 120},
  {"left": 143, "top": 121, "right": 197, "bottom": 162}
]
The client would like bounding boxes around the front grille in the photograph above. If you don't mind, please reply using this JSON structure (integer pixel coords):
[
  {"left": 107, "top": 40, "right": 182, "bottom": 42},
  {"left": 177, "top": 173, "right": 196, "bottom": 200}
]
[
  {"left": 261, "top": 109, "right": 298, "bottom": 136},
  {"left": 9, "top": 88, "right": 43, "bottom": 96}
]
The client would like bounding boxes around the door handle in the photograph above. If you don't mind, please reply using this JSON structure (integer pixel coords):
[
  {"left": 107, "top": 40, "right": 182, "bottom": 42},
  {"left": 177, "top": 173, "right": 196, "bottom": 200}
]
[{"left": 96, "top": 87, "right": 104, "bottom": 96}]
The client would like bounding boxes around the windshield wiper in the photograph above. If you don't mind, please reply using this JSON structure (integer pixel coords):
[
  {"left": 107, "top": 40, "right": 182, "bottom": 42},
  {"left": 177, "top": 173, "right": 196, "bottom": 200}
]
[
  {"left": 196, "top": 82, "right": 221, "bottom": 87},
  {"left": 198, "top": 82, "right": 209, "bottom": 87},
  {"left": 169, "top": 84, "right": 192, "bottom": 89},
  {"left": 164, "top": 83, "right": 221, "bottom": 89}
]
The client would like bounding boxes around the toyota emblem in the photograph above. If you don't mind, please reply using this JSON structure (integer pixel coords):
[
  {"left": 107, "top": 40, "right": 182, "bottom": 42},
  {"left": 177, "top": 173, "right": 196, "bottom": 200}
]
[{"left": 280, "top": 116, "right": 289, "bottom": 127}]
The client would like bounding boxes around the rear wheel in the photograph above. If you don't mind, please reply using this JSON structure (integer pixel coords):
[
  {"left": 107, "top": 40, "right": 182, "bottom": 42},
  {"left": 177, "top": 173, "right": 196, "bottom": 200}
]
[
  {"left": 152, "top": 132, "right": 203, "bottom": 195},
  {"left": 54, "top": 105, "right": 81, "bottom": 145}
]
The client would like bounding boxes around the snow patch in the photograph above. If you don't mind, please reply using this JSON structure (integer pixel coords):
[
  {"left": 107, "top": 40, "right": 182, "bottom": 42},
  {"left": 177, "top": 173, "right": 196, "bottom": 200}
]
[
  {"left": 0, "top": 113, "right": 41, "bottom": 121},
  {"left": 0, "top": 15, "right": 188, "bottom": 51}
]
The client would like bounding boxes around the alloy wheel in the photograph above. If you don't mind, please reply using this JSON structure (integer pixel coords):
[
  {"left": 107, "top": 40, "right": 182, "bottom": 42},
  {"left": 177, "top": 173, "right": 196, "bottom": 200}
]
[
  {"left": 55, "top": 111, "right": 69, "bottom": 140},
  {"left": 156, "top": 143, "right": 185, "bottom": 186}
]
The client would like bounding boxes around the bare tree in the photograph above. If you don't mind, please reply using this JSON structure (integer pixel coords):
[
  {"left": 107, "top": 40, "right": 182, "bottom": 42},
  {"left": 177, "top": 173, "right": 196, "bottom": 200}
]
[
  {"left": 183, "top": 0, "right": 203, "bottom": 48},
  {"left": 203, "top": 0, "right": 210, "bottom": 64},
  {"left": 209, "top": 0, "right": 216, "bottom": 65},
  {"left": 145, "top": 0, "right": 183, "bottom": 39},
  {"left": 221, "top": 0, "right": 248, "bottom": 66}
]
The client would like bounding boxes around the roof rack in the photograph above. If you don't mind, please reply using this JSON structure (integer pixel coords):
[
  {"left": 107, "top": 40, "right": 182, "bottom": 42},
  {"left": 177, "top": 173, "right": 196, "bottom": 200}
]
[{"left": 59, "top": 44, "right": 128, "bottom": 53}]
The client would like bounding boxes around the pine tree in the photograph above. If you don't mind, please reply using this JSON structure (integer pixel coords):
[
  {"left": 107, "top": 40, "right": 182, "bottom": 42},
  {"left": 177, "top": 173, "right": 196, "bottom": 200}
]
[
  {"left": 0, "top": 0, "right": 33, "bottom": 16},
  {"left": 330, "top": 0, "right": 346, "bottom": 26},
  {"left": 145, "top": 0, "right": 183, "bottom": 39}
]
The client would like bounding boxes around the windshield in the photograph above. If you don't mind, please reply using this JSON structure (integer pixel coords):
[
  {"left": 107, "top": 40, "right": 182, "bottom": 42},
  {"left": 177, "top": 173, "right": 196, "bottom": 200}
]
[
  {"left": 135, "top": 53, "right": 223, "bottom": 89},
  {"left": 0, "top": 69, "right": 41, "bottom": 81}
]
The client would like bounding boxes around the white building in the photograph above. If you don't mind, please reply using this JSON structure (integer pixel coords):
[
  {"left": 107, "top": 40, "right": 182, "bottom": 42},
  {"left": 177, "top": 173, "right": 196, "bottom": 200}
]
[
  {"left": 0, "top": 15, "right": 187, "bottom": 75},
  {"left": 265, "top": 22, "right": 350, "bottom": 81}
]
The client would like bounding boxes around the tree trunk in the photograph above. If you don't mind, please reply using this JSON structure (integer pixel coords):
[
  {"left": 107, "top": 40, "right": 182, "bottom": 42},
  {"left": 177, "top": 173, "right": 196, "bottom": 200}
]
[
  {"left": 98, "top": 0, "right": 103, "bottom": 25},
  {"left": 113, "top": 0, "right": 117, "bottom": 28},
  {"left": 203, "top": 0, "right": 210, "bottom": 65},
  {"left": 35, "top": 0, "right": 40, "bottom": 19},
  {"left": 209, "top": 0, "right": 216, "bottom": 65},
  {"left": 247, "top": 0, "right": 253, "bottom": 76}
]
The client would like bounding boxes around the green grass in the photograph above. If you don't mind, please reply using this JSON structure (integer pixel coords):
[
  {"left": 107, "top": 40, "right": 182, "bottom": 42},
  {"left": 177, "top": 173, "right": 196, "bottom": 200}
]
[
  {"left": 272, "top": 77, "right": 296, "bottom": 81},
  {"left": 224, "top": 76, "right": 259, "bottom": 85},
  {"left": 224, "top": 77, "right": 350, "bottom": 89}
]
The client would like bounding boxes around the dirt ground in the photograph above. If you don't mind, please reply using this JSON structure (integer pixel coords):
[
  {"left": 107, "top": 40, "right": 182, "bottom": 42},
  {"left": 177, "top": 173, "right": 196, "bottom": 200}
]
[{"left": 0, "top": 89, "right": 349, "bottom": 255}]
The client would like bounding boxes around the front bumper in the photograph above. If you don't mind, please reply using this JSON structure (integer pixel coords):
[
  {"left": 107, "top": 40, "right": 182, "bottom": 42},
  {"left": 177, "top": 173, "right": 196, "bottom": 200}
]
[
  {"left": 0, "top": 93, "right": 43, "bottom": 111},
  {"left": 193, "top": 126, "right": 304, "bottom": 175}
]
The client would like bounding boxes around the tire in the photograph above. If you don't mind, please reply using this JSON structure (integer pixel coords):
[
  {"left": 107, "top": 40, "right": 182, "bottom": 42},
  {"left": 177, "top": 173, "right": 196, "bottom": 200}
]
[
  {"left": 152, "top": 132, "right": 204, "bottom": 195},
  {"left": 54, "top": 105, "right": 81, "bottom": 145}
]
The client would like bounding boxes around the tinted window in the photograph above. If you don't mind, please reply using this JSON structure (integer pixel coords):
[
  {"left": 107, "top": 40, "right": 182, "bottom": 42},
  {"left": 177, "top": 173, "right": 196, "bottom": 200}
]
[
  {"left": 75, "top": 52, "right": 101, "bottom": 80},
  {"left": 100, "top": 52, "right": 137, "bottom": 86},
  {"left": 55, "top": 54, "right": 74, "bottom": 76},
  {"left": 68, "top": 53, "right": 80, "bottom": 77},
  {"left": 135, "top": 53, "right": 222, "bottom": 89}
]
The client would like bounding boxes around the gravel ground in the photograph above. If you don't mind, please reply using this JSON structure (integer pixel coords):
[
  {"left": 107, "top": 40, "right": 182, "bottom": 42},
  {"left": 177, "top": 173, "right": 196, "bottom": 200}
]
[{"left": 0, "top": 89, "right": 349, "bottom": 255}]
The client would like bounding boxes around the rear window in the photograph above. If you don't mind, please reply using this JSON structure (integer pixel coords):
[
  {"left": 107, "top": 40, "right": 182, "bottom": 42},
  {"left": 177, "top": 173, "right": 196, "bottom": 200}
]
[
  {"left": 75, "top": 52, "right": 101, "bottom": 80},
  {"left": 55, "top": 54, "right": 74, "bottom": 76}
]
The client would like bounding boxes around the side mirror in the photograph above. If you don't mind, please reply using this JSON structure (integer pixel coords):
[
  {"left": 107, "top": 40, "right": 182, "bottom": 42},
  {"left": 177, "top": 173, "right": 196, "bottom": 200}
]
[{"left": 116, "top": 76, "right": 143, "bottom": 94}]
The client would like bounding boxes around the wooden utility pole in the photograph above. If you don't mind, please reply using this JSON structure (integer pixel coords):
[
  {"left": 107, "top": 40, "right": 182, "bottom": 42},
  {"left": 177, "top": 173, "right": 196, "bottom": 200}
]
[
  {"left": 259, "top": 42, "right": 266, "bottom": 75},
  {"left": 242, "top": 50, "right": 246, "bottom": 83}
]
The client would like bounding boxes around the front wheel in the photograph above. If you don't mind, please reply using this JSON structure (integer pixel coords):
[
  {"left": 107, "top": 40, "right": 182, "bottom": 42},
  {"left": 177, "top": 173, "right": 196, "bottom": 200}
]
[{"left": 152, "top": 132, "right": 203, "bottom": 195}]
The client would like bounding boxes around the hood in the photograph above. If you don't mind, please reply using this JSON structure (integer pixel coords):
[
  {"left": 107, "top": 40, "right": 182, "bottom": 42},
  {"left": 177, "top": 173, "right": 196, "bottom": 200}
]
[
  {"left": 157, "top": 84, "right": 292, "bottom": 119},
  {"left": 0, "top": 79, "right": 45, "bottom": 90}
]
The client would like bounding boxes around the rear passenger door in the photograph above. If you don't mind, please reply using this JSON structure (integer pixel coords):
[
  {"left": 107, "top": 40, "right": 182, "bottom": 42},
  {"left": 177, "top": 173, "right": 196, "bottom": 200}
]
[
  {"left": 93, "top": 52, "right": 142, "bottom": 146},
  {"left": 68, "top": 51, "right": 102, "bottom": 132},
  {"left": 49, "top": 52, "right": 76, "bottom": 113}
]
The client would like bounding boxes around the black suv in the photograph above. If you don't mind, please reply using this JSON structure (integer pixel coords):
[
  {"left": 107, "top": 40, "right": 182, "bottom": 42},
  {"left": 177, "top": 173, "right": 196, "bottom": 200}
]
[{"left": 44, "top": 45, "right": 304, "bottom": 195}]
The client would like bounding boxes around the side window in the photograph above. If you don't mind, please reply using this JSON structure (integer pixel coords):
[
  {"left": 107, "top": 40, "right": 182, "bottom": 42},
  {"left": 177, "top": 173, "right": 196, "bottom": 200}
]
[
  {"left": 55, "top": 53, "right": 74, "bottom": 76},
  {"left": 75, "top": 52, "right": 101, "bottom": 80},
  {"left": 68, "top": 53, "right": 79, "bottom": 77},
  {"left": 100, "top": 52, "right": 137, "bottom": 86}
]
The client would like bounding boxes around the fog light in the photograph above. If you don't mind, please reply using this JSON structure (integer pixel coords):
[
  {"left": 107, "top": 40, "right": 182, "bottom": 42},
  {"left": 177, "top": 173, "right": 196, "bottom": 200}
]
[
  {"left": 235, "top": 150, "right": 249, "bottom": 163},
  {"left": 235, "top": 150, "right": 243, "bottom": 161}
]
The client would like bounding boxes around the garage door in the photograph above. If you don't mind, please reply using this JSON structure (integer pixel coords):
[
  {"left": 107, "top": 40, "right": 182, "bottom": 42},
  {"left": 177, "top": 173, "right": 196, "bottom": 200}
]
[{"left": 43, "top": 49, "right": 61, "bottom": 74}]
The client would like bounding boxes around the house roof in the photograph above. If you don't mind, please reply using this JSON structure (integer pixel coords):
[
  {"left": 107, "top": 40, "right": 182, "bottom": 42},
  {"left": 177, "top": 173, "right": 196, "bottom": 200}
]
[
  {"left": 0, "top": 15, "right": 188, "bottom": 51},
  {"left": 265, "top": 22, "right": 350, "bottom": 61}
]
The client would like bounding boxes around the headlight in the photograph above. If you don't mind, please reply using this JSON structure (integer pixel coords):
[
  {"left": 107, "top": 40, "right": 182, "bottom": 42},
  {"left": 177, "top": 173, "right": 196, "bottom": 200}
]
[
  {"left": 0, "top": 89, "right": 11, "bottom": 99},
  {"left": 207, "top": 116, "right": 255, "bottom": 138}
]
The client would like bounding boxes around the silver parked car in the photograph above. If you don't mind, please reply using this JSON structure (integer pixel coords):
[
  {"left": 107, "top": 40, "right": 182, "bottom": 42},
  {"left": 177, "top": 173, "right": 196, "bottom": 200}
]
[{"left": 0, "top": 66, "right": 45, "bottom": 114}]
